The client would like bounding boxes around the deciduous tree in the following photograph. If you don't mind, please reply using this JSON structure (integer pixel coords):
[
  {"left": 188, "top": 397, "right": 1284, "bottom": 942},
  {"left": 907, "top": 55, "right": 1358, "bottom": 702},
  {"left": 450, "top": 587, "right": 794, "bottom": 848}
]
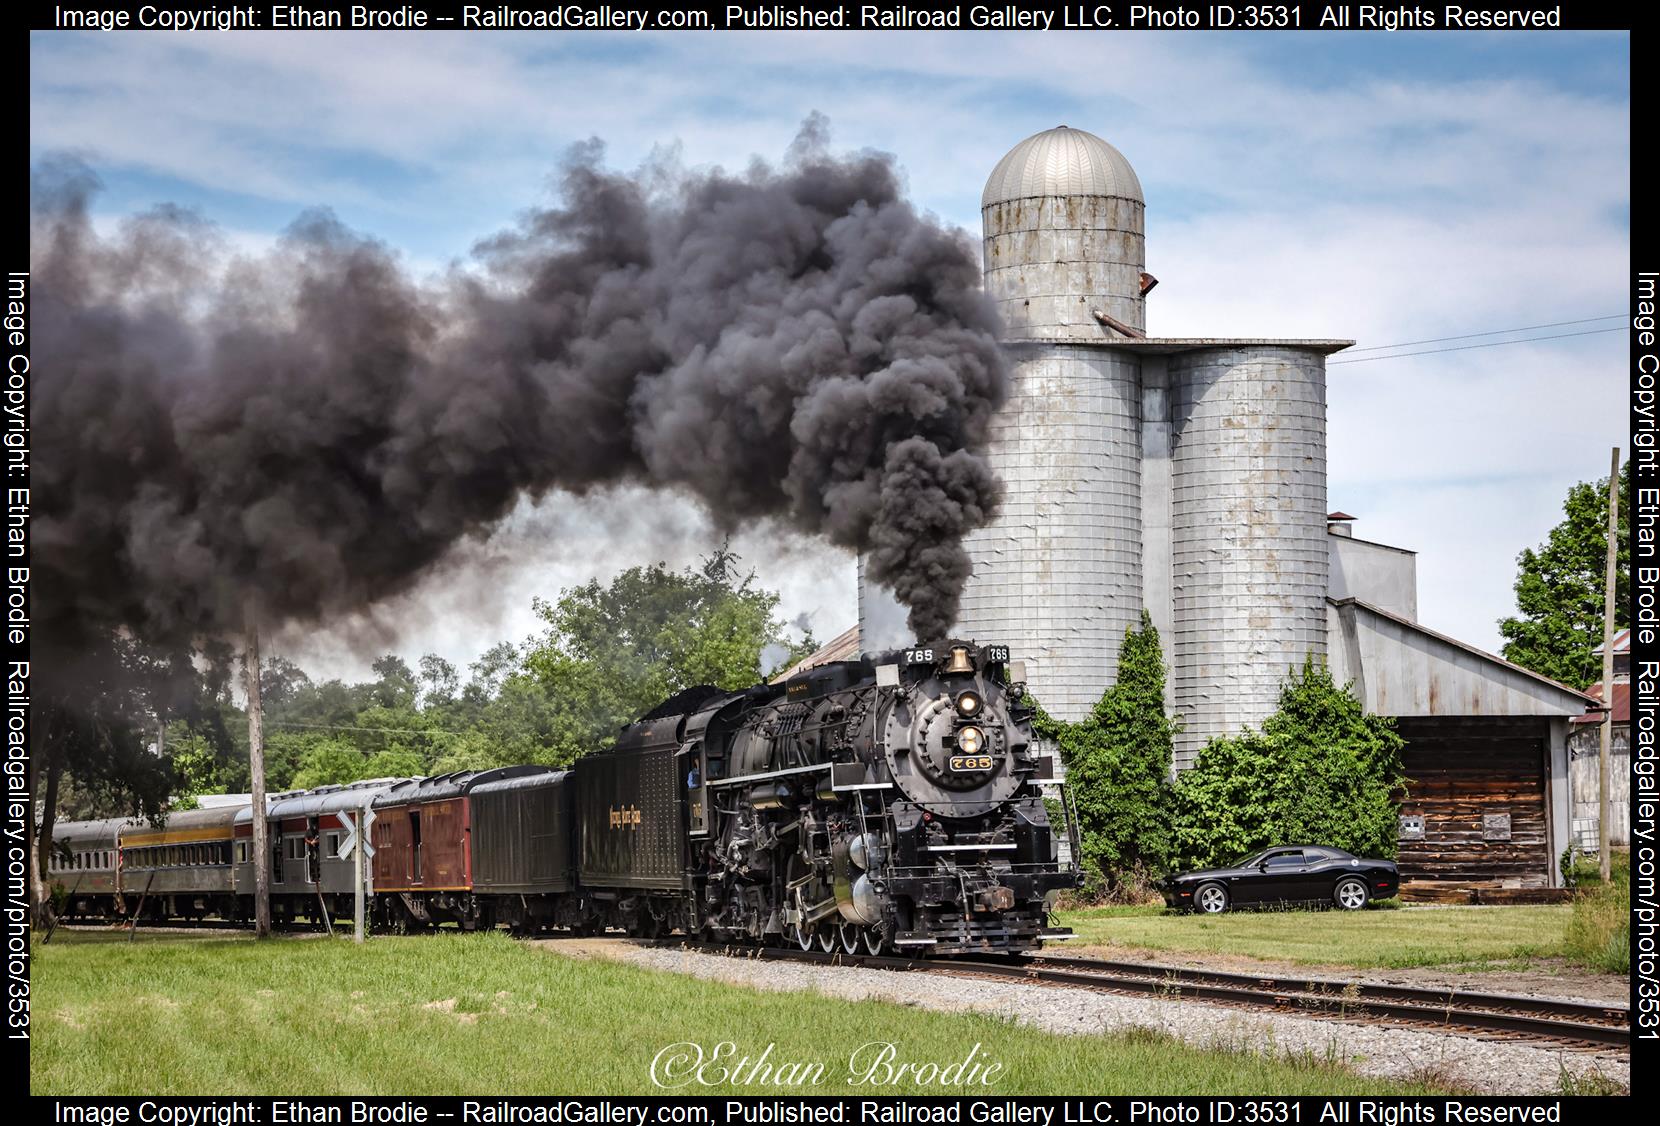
[
  {"left": 32, "top": 634, "right": 180, "bottom": 923},
  {"left": 523, "top": 553, "right": 805, "bottom": 755},
  {"left": 1500, "top": 460, "right": 1630, "bottom": 689}
]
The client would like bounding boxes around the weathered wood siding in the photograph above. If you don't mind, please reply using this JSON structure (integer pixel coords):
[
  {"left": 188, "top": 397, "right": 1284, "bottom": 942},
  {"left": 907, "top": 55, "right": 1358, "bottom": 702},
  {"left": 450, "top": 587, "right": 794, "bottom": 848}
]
[
  {"left": 1567, "top": 723, "right": 1631, "bottom": 846},
  {"left": 1395, "top": 717, "right": 1550, "bottom": 892}
]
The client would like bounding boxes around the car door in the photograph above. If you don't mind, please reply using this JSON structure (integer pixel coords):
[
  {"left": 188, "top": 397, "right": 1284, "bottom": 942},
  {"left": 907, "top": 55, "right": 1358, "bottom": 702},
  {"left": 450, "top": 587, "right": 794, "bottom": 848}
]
[
  {"left": 1283, "top": 847, "right": 1339, "bottom": 904},
  {"left": 1215, "top": 851, "right": 1265, "bottom": 905},
  {"left": 1256, "top": 849, "right": 1306, "bottom": 903}
]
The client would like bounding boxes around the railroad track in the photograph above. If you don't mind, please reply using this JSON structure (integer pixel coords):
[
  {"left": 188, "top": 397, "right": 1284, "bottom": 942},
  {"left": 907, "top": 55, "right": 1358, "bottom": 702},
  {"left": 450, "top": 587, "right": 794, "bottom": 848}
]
[
  {"left": 647, "top": 939, "right": 1631, "bottom": 1050},
  {"left": 56, "top": 919, "right": 1630, "bottom": 1050}
]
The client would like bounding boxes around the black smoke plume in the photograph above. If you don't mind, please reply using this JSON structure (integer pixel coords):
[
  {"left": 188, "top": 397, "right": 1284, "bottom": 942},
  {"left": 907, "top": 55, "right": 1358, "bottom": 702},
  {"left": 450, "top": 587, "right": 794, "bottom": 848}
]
[{"left": 32, "top": 118, "right": 1006, "bottom": 659}]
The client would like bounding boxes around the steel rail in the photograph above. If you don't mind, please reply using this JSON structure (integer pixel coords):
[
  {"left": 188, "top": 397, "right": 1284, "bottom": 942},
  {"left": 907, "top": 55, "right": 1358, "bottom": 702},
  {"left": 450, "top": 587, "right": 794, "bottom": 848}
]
[
  {"left": 1003, "top": 953, "right": 1630, "bottom": 1029},
  {"left": 647, "top": 939, "right": 1630, "bottom": 1050}
]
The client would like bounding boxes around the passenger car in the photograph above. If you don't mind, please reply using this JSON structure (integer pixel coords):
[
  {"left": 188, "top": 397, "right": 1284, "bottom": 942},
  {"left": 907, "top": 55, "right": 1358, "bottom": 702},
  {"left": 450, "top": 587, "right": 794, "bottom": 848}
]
[{"left": 1160, "top": 846, "right": 1399, "bottom": 913}]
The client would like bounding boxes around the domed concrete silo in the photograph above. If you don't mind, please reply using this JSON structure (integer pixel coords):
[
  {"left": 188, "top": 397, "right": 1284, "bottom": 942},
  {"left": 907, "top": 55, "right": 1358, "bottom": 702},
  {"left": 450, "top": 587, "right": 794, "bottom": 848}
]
[
  {"left": 1167, "top": 346, "right": 1329, "bottom": 765},
  {"left": 980, "top": 126, "right": 1147, "bottom": 340},
  {"left": 949, "top": 126, "right": 1146, "bottom": 719}
]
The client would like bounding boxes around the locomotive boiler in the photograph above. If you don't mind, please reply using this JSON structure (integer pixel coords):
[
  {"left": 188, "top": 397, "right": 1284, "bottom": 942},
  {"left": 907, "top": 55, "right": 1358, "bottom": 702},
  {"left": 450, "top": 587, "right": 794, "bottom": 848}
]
[{"left": 676, "top": 639, "right": 1080, "bottom": 953}]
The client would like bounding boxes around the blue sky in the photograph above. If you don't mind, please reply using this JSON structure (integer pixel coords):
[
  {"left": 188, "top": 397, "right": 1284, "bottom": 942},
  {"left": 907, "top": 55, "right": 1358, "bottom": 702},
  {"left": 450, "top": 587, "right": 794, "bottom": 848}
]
[{"left": 30, "top": 30, "right": 1631, "bottom": 678}]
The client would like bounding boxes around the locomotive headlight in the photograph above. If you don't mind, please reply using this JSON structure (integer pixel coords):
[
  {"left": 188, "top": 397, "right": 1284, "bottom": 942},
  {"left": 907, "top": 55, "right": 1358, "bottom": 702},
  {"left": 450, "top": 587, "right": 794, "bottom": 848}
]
[
  {"left": 955, "top": 690, "right": 982, "bottom": 717},
  {"left": 957, "top": 725, "right": 985, "bottom": 754}
]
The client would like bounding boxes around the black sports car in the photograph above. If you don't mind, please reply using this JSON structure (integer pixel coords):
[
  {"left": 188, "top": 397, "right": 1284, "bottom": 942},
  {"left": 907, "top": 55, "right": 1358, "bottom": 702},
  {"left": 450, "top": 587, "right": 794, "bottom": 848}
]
[{"left": 1160, "top": 845, "right": 1399, "bottom": 913}]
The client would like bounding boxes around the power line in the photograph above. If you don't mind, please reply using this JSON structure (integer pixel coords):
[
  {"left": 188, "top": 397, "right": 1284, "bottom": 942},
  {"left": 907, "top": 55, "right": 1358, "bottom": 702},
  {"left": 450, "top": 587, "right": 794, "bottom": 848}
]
[
  {"left": 1328, "top": 326, "right": 1626, "bottom": 366},
  {"left": 1342, "top": 314, "right": 1624, "bottom": 354}
]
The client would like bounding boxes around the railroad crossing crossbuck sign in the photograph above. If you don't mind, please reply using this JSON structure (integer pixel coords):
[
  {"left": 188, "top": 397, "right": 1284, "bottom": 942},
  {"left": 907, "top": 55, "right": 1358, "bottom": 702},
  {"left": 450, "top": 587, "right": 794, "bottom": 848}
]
[{"left": 337, "top": 808, "right": 376, "bottom": 860}]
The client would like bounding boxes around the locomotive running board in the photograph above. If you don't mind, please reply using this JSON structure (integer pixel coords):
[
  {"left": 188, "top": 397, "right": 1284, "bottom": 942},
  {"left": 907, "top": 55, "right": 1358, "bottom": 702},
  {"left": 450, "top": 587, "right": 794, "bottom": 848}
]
[{"left": 705, "top": 763, "right": 830, "bottom": 788}]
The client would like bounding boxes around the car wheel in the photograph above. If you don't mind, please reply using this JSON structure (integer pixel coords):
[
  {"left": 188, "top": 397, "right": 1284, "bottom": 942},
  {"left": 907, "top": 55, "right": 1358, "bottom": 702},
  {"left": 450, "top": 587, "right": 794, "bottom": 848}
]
[
  {"left": 1195, "top": 882, "right": 1229, "bottom": 914},
  {"left": 1334, "top": 877, "right": 1369, "bottom": 911}
]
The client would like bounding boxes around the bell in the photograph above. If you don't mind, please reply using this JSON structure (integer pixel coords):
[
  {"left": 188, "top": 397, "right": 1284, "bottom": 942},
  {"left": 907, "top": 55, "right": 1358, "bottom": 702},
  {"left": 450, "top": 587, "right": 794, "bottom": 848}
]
[{"left": 945, "top": 646, "right": 974, "bottom": 675}]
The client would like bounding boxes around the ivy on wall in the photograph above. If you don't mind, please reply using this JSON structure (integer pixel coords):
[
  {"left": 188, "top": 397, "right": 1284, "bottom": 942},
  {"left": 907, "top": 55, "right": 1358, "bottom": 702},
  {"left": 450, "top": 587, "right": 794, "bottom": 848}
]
[
  {"left": 1039, "top": 627, "right": 1407, "bottom": 895},
  {"left": 1170, "top": 659, "right": 1407, "bottom": 872},
  {"left": 1034, "top": 611, "right": 1176, "bottom": 895}
]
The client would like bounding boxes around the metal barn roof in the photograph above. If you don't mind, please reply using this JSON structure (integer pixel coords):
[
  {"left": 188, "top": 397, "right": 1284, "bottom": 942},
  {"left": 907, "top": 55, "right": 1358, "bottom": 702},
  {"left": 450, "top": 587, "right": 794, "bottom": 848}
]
[
  {"left": 1572, "top": 681, "right": 1630, "bottom": 725},
  {"left": 1593, "top": 628, "right": 1631, "bottom": 656},
  {"left": 1327, "top": 597, "right": 1595, "bottom": 717},
  {"left": 769, "top": 623, "right": 862, "bottom": 683}
]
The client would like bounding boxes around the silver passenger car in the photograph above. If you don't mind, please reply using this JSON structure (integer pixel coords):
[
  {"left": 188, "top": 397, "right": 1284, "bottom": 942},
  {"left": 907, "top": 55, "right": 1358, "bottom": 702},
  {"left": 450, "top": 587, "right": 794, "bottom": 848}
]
[
  {"left": 120, "top": 803, "right": 248, "bottom": 919},
  {"left": 49, "top": 817, "right": 136, "bottom": 917},
  {"left": 232, "top": 779, "right": 409, "bottom": 923}
]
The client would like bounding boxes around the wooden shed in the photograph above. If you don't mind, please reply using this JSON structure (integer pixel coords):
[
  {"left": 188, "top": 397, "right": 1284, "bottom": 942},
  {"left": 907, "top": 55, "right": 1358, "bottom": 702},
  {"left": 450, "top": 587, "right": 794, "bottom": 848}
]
[{"left": 1327, "top": 598, "right": 1596, "bottom": 899}]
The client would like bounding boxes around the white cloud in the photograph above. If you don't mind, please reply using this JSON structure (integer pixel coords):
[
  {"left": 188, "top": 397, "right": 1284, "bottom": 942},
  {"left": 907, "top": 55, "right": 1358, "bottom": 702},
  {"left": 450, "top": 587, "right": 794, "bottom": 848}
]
[
  {"left": 274, "top": 488, "right": 852, "bottom": 683},
  {"left": 32, "top": 30, "right": 1629, "bottom": 675}
]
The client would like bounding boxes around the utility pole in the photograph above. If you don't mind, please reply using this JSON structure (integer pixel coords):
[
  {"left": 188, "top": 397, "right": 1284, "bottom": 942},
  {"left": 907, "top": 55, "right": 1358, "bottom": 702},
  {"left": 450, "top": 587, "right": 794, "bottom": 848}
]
[
  {"left": 1599, "top": 449, "right": 1620, "bottom": 884},
  {"left": 245, "top": 600, "right": 271, "bottom": 938},
  {"left": 354, "top": 808, "right": 366, "bottom": 944}
]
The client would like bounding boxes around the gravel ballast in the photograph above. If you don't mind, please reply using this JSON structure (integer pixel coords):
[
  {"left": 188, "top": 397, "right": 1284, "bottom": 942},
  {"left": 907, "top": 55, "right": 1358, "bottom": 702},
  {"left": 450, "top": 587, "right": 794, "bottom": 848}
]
[{"left": 541, "top": 940, "right": 1628, "bottom": 1096}]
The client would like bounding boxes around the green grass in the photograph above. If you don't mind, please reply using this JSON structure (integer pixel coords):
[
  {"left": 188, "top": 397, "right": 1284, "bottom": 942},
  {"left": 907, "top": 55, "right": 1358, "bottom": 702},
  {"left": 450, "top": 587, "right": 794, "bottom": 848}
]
[
  {"left": 32, "top": 930, "right": 1453, "bottom": 1096},
  {"left": 1565, "top": 852, "right": 1631, "bottom": 974},
  {"left": 1057, "top": 903, "right": 1576, "bottom": 969}
]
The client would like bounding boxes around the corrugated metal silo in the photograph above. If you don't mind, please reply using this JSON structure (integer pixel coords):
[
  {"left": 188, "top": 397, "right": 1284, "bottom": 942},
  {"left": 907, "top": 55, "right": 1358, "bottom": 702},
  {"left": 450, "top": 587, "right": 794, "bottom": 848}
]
[
  {"left": 955, "top": 345, "right": 1141, "bottom": 717},
  {"left": 948, "top": 127, "right": 1147, "bottom": 718},
  {"left": 862, "top": 126, "right": 1346, "bottom": 744},
  {"left": 1168, "top": 346, "right": 1329, "bottom": 766}
]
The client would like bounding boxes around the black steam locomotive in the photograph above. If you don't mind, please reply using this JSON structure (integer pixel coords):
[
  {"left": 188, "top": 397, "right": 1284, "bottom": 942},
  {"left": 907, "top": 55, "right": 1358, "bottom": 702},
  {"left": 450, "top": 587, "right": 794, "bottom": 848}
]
[
  {"left": 51, "top": 641, "right": 1082, "bottom": 956},
  {"left": 477, "top": 638, "right": 1080, "bottom": 953},
  {"left": 644, "top": 638, "right": 1080, "bottom": 953}
]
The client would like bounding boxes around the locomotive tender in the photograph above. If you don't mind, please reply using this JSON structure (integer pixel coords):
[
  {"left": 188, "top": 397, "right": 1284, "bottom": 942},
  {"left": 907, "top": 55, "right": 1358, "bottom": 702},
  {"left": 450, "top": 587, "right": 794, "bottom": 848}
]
[{"left": 50, "top": 641, "right": 1082, "bottom": 955}]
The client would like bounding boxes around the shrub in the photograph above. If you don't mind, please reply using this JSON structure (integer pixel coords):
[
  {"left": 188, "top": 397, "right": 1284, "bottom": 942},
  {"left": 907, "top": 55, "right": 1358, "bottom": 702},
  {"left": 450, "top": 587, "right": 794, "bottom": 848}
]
[
  {"left": 1559, "top": 845, "right": 1601, "bottom": 888},
  {"left": 1169, "top": 659, "right": 1406, "bottom": 871},
  {"left": 1034, "top": 612, "right": 1176, "bottom": 895}
]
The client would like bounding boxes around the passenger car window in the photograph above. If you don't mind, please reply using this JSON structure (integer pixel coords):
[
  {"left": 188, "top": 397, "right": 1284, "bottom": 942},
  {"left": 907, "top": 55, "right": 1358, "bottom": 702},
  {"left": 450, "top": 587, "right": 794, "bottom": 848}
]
[{"left": 1265, "top": 850, "right": 1304, "bottom": 868}]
